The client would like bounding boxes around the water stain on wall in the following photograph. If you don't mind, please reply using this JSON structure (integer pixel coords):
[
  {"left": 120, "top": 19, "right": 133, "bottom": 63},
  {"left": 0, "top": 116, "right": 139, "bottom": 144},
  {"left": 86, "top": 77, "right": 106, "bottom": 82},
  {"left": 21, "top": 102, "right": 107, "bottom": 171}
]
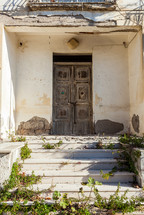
[
  {"left": 36, "top": 93, "right": 50, "bottom": 106},
  {"left": 21, "top": 99, "right": 26, "bottom": 106},
  {"left": 95, "top": 93, "right": 102, "bottom": 105}
]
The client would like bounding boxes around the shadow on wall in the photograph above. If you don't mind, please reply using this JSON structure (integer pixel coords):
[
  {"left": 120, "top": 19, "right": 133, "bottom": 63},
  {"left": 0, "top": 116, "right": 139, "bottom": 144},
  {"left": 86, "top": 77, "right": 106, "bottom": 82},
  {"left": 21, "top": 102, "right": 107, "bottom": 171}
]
[{"left": 3, "top": 0, "right": 27, "bottom": 11}]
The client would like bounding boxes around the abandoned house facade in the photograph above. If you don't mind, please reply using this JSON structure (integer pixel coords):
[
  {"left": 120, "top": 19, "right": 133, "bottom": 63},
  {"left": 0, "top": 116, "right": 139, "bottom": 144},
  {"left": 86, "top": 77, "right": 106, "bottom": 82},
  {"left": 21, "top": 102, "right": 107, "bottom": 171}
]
[{"left": 0, "top": 0, "right": 143, "bottom": 137}]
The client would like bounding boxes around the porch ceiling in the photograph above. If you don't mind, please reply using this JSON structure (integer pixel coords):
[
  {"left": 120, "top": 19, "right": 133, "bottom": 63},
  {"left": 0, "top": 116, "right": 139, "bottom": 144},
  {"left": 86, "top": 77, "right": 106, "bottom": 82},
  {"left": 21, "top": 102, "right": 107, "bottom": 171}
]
[
  {"left": 5, "top": 25, "right": 141, "bottom": 44},
  {"left": 5, "top": 25, "right": 140, "bottom": 34}
]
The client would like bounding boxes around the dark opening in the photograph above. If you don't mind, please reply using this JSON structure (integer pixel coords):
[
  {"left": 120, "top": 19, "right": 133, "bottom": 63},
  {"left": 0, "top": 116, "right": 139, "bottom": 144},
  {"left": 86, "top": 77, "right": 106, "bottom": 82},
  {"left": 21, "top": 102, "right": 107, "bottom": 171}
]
[{"left": 53, "top": 54, "right": 92, "bottom": 62}]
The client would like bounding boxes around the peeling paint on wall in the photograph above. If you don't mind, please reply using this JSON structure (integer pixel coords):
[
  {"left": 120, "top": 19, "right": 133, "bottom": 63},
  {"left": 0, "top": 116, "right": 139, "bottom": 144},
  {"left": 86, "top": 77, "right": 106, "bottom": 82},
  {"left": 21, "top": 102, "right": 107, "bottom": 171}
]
[
  {"left": 38, "top": 93, "right": 50, "bottom": 106},
  {"left": 95, "top": 119, "right": 124, "bottom": 134},
  {"left": 132, "top": 114, "right": 139, "bottom": 133}
]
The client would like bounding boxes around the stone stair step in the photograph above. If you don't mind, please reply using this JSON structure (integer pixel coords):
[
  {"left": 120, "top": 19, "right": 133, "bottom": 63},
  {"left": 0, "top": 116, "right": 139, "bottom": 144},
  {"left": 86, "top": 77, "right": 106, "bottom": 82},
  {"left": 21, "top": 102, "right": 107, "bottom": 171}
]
[
  {"left": 28, "top": 183, "right": 141, "bottom": 199},
  {"left": 21, "top": 158, "right": 125, "bottom": 171},
  {"left": 24, "top": 170, "right": 134, "bottom": 184},
  {"left": 28, "top": 142, "right": 120, "bottom": 150},
  {"left": 30, "top": 149, "right": 120, "bottom": 159},
  {"left": 25, "top": 135, "right": 119, "bottom": 143}
]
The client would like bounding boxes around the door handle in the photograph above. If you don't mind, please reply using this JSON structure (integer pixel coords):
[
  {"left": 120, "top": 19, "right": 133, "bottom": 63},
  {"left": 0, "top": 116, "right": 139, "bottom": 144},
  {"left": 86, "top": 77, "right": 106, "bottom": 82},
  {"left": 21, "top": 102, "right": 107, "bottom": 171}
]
[
  {"left": 68, "top": 102, "right": 76, "bottom": 105},
  {"left": 70, "top": 102, "right": 76, "bottom": 105}
]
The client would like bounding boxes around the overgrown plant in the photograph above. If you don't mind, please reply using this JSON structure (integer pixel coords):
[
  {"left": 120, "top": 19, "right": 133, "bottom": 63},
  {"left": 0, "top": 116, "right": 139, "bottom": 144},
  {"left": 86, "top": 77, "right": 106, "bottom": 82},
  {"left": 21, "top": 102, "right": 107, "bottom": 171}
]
[
  {"left": 118, "top": 134, "right": 143, "bottom": 175},
  {"left": 96, "top": 141, "right": 115, "bottom": 150},
  {"left": 53, "top": 189, "right": 91, "bottom": 215},
  {"left": 7, "top": 131, "right": 26, "bottom": 142},
  {"left": 20, "top": 143, "right": 32, "bottom": 161},
  {"left": 41, "top": 137, "right": 63, "bottom": 149},
  {"left": 100, "top": 167, "right": 117, "bottom": 180},
  {"left": 51, "top": 178, "right": 142, "bottom": 215},
  {"left": 0, "top": 177, "right": 144, "bottom": 214},
  {"left": 0, "top": 161, "right": 41, "bottom": 202},
  {"left": 0, "top": 199, "right": 53, "bottom": 215},
  {"left": 119, "top": 134, "right": 144, "bottom": 148},
  {"left": 93, "top": 183, "right": 139, "bottom": 214}
]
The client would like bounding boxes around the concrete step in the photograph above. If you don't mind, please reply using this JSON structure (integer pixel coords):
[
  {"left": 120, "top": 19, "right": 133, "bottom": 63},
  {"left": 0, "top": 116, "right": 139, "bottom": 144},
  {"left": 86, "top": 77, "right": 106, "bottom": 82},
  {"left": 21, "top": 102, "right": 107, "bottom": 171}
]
[
  {"left": 21, "top": 158, "right": 125, "bottom": 171},
  {"left": 28, "top": 183, "right": 141, "bottom": 199},
  {"left": 24, "top": 170, "right": 134, "bottom": 184},
  {"left": 25, "top": 135, "right": 119, "bottom": 144},
  {"left": 30, "top": 149, "right": 120, "bottom": 159},
  {"left": 28, "top": 142, "right": 120, "bottom": 150}
]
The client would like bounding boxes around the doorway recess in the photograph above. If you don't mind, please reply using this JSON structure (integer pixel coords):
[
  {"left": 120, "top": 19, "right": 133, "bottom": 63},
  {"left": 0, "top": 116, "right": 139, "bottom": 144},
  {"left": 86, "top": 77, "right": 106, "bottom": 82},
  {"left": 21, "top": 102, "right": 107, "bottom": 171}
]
[{"left": 53, "top": 54, "right": 93, "bottom": 135}]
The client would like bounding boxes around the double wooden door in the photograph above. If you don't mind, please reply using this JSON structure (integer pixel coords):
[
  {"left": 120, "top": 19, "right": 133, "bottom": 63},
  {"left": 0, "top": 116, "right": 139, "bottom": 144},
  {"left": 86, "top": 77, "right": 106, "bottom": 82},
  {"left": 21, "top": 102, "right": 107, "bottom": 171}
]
[{"left": 53, "top": 64, "right": 92, "bottom": 135}]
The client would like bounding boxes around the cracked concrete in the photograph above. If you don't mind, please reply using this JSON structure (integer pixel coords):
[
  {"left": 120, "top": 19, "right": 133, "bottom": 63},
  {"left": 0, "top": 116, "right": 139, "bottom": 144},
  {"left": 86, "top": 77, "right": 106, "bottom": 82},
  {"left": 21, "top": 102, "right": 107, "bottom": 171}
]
[{"left": 0, "top": 13, "right": 117, "bottom": 27}]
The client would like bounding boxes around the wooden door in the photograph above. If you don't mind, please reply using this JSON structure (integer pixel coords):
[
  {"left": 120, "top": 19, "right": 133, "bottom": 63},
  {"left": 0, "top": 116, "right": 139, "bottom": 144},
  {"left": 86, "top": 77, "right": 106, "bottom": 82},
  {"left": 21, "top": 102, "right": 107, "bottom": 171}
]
[{"left": 53, "top": 64, "right": 92, "bottom": 135}]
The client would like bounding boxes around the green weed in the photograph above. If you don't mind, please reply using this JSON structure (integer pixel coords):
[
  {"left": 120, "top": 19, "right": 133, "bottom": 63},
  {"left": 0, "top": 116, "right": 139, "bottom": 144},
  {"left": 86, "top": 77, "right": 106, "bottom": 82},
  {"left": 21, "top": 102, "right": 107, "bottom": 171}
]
[
  {"left": 7, "top": 131, "right": 26, "bottom": 142},
  {"left": 42, "top": 140, "right": 63, "bottom": 149},
  {"left": 20, "top": 143, "right": 32, "bottom": 161}
]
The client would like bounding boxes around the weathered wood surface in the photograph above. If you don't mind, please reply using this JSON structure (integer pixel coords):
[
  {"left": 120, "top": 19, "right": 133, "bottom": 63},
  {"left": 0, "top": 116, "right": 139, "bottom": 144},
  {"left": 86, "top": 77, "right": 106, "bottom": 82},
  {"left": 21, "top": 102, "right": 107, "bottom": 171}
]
[{"left": 53, "top": 64, "right": 93, "bottom": 135}]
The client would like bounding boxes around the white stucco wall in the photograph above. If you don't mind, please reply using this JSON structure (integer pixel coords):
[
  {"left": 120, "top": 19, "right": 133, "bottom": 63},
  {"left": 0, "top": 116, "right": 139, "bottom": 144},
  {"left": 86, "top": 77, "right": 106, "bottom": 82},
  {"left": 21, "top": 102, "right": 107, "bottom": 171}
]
[
  {"left": 14, "top": 33, "right": 129, "bottom": 133},
  {"left": 93, "top": 45, "right": 129, "bottom": 132},
  {"left": 128, "top": 31, "right": 144, "bottom": 135},
  {"left": 16, "top": 35, "right": 53, "bottom": 128},
  {"left": 1, "top": 30, "right": 17, "bottom": 137},
  {"left": 0, "top": 25, "right": 2, "bottom": 134}
]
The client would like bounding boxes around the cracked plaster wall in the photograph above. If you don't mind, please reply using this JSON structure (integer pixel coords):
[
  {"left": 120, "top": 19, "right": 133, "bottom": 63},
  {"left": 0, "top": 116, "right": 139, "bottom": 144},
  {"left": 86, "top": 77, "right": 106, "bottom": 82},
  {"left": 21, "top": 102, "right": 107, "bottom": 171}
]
[
  {"left": 0, "top": 0, "right": 142, "bottom": 27},
  {"left": 13, "top": 33, "right": 130, "bottom": 133},
  {"left": 93, "top": 44, "right": 129, "bottom": 133},
  {"left": 128, "top": 31, "right": 144, "bottom": 135},
  {"left": 0, "top": 0, "right": 143, "bottom": 136},
  {"left": 16, "top": 34, "right": 52, "bottom": 129}
]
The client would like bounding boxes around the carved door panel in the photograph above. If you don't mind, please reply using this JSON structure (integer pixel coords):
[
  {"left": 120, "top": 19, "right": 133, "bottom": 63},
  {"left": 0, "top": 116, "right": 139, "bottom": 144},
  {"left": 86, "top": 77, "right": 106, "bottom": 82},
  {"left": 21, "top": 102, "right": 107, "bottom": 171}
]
[
  {"left": 73, "top": 66, "right": 92, "bottom": 135},
  {"left": 53, "top": 65, "right": 73, "bottom": 135},
  {"left": 53, "top": 64, "right": 92, "bottom": 135}
]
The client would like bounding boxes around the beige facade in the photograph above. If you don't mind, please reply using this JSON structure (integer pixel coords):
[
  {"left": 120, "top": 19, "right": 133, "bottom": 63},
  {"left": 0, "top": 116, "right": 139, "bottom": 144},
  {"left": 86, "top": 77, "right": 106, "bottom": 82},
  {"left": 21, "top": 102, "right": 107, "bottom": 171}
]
[{"left": 0, "top": 0, "right": 143, "bottom": 137}]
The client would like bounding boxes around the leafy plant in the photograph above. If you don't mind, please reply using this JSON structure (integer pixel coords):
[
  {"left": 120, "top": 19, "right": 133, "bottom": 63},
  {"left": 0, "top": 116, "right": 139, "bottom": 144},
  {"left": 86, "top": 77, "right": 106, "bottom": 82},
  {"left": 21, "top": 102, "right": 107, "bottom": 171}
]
[
  {"left": 3, "top": 161, "right": 22, "bottom": 191},
  {"left": 53, "top": 192, "right": 91, "bottom": 215},
  {"left": 96, "top": 141, "right": 115, "bottom": 150},
  {"left": 105, "top": 143, "right": 115, "bottom": 150},
  {"left": 119, "top": 134, "right": 144, "bottom": 148},
  {"left": 20, "top": 143, "right": 32, "bottom": 161},
  {"left": 100, "top": 167, "right": 117, "bottom": 180},
  {"left": 0, "top": 161, "right": 41, "bottom": 203},
  {"left": 0, "top": 177, "right": 144, "bottom": 214},
  {"left": 0, "top": 200, "right": 53, "bottom": 215},
  {"left": 53, "top": 190, "right": 61, "bottom": 201},
  {"left": 18, "top": 171, "right": 41, "bottom": 187},
  {"left": 7, "top": 131, "right": 26, "bottom": 142},
  {"left": 117, "top": 134, "right": 144, "bottom": 176},
  {"left": 42, "top": 140, "right": 63, "bottom": 149},
  {"left": 42, "top": 143, "right": 55, "bottom": 149},
  {"left": 94, "top": 183, "right": 139, "bottom": 214},
  {"left": 5, "top": 163, "right": 40, "bottom": 189}
]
